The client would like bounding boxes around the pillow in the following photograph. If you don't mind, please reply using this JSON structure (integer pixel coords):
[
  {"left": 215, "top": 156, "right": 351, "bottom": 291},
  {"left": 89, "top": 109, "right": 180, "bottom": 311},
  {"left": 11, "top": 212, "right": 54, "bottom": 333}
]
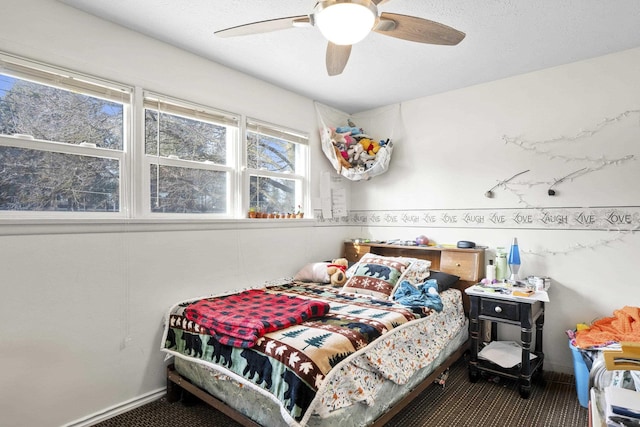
[
  {"left": 341, "top": 253, "right": 410, "bottom": 299},
  {"left": 345, "top": 260, "right": 359, "bottom": 278},
  {"left": 428, "top": 270, "right": 460, "bottom": 292},
  {"left": 399, "top": 258, "right": 432, "bottom": 285},
  {"left": 294, "top": 262, "right": 330, "bottom": 283}
]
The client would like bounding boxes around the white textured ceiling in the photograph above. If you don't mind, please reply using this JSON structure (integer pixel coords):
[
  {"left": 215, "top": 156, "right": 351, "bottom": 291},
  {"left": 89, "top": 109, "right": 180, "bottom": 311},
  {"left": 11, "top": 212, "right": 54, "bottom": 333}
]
[{"left": 60, "top": 0, "right": 640, "bottom": 113}]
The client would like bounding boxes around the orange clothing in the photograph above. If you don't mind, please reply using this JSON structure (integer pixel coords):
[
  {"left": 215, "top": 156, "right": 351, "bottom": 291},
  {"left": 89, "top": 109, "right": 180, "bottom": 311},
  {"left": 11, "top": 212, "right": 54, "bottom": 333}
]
[{"left": 575, "top": 306, "right": 640, "bottom": 348}]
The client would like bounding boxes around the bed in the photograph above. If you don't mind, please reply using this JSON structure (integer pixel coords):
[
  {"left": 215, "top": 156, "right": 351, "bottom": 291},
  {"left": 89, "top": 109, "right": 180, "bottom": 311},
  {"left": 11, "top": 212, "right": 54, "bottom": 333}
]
[{"left": 161, "top": 253, "right": 471, "bottom": 427}]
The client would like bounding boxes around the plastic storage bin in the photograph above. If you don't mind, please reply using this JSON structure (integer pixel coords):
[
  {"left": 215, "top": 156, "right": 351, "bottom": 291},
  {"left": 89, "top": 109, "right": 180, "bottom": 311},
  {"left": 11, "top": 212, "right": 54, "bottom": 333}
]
[{"left": 569, "top": 340, "right": 589, "bottom": 408}]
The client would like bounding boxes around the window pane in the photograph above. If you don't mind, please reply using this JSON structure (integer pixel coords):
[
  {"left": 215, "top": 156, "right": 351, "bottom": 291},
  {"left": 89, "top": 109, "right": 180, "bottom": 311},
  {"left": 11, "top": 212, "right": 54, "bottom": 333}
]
[
  {"left": 0, "top": 74, "right": 124, "bottom": 149},
  {"left": 145, "top": 109, "right": 227, "bottom": 164},
  {"left": 247, "top": 132, "right": 295, "bottom": 173},
  {"left": 150, "top": 165, "right": 226, "bottom": 214},
  {"left": 0, "top": 146, "right": 119, "bottom": 212},
  {"left": 249, "top": 175, "right": 296, "bottom": 214}
]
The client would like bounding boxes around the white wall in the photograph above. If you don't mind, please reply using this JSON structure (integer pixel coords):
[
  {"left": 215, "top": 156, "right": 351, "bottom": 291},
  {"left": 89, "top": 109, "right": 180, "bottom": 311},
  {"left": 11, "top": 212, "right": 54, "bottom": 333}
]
[
  {"left": 348, "top": 47, "right": 640, "bottom": 373},
  {"left": 0, "top": 1, "right": 348, "bottom": 427},
  {"left": 0, "top": 226, "right": 347, "bottom": 427}
]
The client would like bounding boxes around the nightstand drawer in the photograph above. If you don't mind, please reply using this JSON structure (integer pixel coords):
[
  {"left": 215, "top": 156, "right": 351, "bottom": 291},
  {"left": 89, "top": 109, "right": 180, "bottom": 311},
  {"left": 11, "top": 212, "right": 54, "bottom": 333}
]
[{"left": 480, "top": 299, "right": 520, "bottom": 321}]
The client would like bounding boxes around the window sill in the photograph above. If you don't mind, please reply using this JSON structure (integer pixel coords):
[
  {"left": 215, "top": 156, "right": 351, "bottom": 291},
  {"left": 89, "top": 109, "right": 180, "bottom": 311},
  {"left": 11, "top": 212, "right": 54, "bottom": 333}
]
[{"left": 0, "top": 217, "right": 317, "bottom": 236}]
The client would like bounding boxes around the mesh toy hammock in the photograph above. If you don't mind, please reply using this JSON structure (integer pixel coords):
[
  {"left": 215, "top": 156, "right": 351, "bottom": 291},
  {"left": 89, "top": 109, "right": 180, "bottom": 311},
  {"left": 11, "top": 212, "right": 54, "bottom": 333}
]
[{"left": 315, "top": 101, "right": 400, "bottom": 181}]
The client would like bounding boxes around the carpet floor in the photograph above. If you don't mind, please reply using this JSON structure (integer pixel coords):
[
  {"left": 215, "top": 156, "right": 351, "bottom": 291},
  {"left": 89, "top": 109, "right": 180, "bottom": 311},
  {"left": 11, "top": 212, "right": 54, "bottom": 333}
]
[{"left": 95, "top": 357, "right": 588, "bottom": 427}]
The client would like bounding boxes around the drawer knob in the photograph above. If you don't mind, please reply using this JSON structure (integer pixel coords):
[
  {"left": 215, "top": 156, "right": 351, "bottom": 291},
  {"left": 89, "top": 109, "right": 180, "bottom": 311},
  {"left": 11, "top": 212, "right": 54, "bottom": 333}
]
[
  {"left": 495, "top": 306, "right": 502, "bottom": 313},
  {"left": 456, "top": 263, "right": 461, "bottom": 267}
]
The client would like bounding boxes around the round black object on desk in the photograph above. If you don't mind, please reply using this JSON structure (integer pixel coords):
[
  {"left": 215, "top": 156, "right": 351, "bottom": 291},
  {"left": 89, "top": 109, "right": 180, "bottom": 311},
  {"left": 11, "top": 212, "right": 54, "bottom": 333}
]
[{"left": 457, "top": 241, "right": 476, "bottom": 248}]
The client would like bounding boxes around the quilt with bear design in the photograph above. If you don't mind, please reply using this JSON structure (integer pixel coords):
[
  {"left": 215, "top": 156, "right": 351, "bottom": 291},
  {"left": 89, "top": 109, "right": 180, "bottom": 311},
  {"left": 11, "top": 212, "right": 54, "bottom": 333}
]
[{"left": 161, "top": 281, "right": 465, "bottom": 425}]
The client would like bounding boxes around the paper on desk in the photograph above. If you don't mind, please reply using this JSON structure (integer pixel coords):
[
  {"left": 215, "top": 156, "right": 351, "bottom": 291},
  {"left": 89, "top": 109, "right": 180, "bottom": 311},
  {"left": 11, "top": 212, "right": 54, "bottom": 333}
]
[
  {"left": 605, "top": 386, "right": 640, "bottom": 415},
  {"left": 478, "top": 341, "right": 537, "bottom": 368},
  {"left": 466, "top": 285, "right": 550, "bottom": 303}
]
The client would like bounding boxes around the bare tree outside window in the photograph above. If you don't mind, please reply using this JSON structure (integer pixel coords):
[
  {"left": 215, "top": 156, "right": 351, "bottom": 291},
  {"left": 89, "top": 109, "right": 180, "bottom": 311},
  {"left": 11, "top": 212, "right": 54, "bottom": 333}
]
[
  {"left": 247, "top": 127, "right": 306, "bottom": 216},
  {"left": 0, "top": 57, "right": 309, "bottom": 219},
  {"left": 0, "top": 74, "right": 124, "bottom": 212},
  {"left": 144, "top": 104, "right": 232, "bottom": 214}
]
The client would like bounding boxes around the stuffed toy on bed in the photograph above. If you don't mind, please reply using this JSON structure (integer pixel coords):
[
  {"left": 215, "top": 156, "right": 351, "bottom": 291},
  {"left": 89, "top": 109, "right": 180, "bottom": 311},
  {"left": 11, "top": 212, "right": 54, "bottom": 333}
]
[
  {"left": 294, "top": 258, "right": 349, "bottom": 287},
  {"left": 327, "top": 258, "right": 349, "bottom": 286}
]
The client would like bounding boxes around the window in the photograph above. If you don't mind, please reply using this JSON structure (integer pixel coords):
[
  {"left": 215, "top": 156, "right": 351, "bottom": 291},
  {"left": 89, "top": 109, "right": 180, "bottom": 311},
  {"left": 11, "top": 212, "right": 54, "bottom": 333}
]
[
  {"left": 0, "top": 54, "right": 129, "bottom": 215},
  {"left": 0, "top": 53, "right": 311, "bottom": 223},
  {"left": 143, "top": 93, "right": 239, "bottom": 216},
  {"left": 246, "top": 119, "right": 308, "bottom": 216}
]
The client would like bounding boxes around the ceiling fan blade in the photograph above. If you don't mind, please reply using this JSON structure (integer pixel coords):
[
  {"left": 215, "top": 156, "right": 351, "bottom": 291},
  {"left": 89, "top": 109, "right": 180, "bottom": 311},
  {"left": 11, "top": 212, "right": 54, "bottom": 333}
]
[
  {"left": 374, "top": 13, "right": 465, "bottom": 45},
  {"left": 326, "top": 42, "right": 352, "bottom": 76},
  {"left": 215, "top": 15, "right": 311, "bottom": 38}
]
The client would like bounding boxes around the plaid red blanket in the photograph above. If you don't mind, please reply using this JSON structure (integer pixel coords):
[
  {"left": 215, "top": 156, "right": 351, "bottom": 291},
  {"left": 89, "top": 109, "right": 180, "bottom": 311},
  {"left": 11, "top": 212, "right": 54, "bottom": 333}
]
[{"left": 184, "top": 289, "right": 330, "bottom": 348}]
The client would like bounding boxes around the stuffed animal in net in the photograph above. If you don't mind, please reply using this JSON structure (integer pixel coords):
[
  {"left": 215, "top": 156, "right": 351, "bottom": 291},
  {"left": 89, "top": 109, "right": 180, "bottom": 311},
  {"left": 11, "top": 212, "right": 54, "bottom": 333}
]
[
  {"left": 333, "top": 145, "right": 352, "bottom": 171},
  {"left": 359, "top": 138, "right": 380, "bottom": 156},
  {"left": 347, "top": 143, "right": 364, "bottom": 165},
  {"left": 327, "top": 258, "right": 349, "bottom": 286}
]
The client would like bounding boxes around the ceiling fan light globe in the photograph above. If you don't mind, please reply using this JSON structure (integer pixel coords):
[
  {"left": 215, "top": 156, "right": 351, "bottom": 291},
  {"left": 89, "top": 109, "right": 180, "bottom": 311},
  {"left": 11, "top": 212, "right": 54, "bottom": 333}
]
[{"left": 315, "top": 2, "right": 376, "bottom": 45}]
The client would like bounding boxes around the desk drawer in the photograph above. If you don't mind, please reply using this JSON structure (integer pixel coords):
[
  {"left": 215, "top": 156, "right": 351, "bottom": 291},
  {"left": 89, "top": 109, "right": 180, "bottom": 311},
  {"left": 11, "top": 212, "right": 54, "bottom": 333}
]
[
  {"left": 440, "top": 251, "right": 481, "bottom": 281},
  {"left": 480, "top": 299, "right": 519, "bottom": 321},
  {"left": 344, "top": 244, "right": 370, "bottom": 263}
]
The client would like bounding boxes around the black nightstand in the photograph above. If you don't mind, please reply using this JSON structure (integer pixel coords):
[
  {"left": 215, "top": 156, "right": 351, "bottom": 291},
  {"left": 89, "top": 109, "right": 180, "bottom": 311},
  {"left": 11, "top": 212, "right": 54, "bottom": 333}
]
[{"left": 465, "top": 286, "right": 547, "bottom": 398}]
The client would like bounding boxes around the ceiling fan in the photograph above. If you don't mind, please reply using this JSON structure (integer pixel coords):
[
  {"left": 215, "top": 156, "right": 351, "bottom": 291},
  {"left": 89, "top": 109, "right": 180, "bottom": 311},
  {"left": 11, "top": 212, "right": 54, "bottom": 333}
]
[{"left": 214, "top": 0, "right": 465, "bottom": 76}]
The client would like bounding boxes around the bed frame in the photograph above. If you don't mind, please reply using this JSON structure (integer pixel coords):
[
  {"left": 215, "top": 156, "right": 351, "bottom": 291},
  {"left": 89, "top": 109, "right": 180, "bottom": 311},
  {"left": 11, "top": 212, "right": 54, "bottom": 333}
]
[
  {"left": 165, "top": 242, "right": 482, "bottom": 426},
  {"left": 166, "top": 339, "right": 469, "bottom": 427}
]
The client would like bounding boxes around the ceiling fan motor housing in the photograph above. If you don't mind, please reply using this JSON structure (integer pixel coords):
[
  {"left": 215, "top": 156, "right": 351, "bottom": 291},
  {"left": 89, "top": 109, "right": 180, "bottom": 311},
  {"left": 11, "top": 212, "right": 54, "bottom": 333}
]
[{"left": 314, "top": 0, "right": 379, "bottom": 46}]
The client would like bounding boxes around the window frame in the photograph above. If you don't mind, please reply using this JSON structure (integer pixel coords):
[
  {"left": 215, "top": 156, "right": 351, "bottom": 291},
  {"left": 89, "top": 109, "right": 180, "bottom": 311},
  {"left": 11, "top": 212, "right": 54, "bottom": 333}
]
[
  {"left": 0, "top": 53, "right": 312, "bottom": 225},
  {"left": 244, "top": 118, "right": 310, "bottom": 217},
  {"left": 0, "top": 53, "right": 132, "bottom": 219},
  {"left": 137, "top": 91, "right": 241, "bottom": 219}
]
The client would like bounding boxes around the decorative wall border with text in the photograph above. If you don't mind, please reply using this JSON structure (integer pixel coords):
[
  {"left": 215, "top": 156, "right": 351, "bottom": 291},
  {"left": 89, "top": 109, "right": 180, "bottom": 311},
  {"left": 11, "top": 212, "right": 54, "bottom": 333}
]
[{"left": 314, "top": 206, "right": 640, "bottom": 231}]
